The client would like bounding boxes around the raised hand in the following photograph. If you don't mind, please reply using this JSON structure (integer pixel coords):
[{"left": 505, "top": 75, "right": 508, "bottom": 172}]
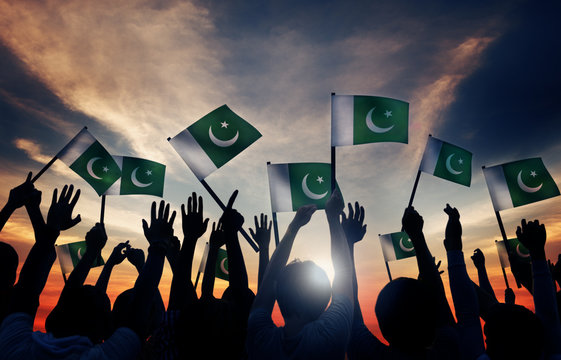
[
  {"left": 250, "top": 213, "right": 272, "bottom": 250},
  {"left": 85, "top": 223, "right": 108, "bottom": 254},
  {"left": 209, "top": 221, "right": 226, "bottom": 250},
  {"left": 142, "top": 200, "right": 176, "bottom": 251},
  {"left": 166, "top": 235, "right": 181, "bottom": 271},
  {"left": 402, "top": 206, "right": 424, "bottom": 238},
  {"left": 550, "top": 254, "right": 561, "bottom": 287},
  {"left": 126, "top": 247, "right": 145, "bottom": 272},
  {"left": 516, "top": 219, "right": 546, "bottom": 261},
  {"left": 341, "top": 201, "right": 367, "bottom": 245},
  {"left": 6, "top": 172, "right": 35, "bottom": 210},
  {"left": 325, "top": 189, "right": 344, "bottom": 219},
  {"left": 443, "top": 204, "right": 462, "bottom": 252},
  {"left": 471, "top": 248, "right": 485, "bottom": 269},
  {"left": 292, "top": 204, "right": 317, "bottom": 229},
  {"left": 181, "top": 192, "right": 209, "bottom": 243},
  {"left": 220, "top": 190, "right": 244, "bottom": 234},
  {"left": 46, "top": 185, "right": 81, "bottom": 231},
  {"left": 107, "top": 241, "right": 130, "bottom": 266}
]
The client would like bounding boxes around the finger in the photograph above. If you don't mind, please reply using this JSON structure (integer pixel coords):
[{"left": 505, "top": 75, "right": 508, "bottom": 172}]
[
  {"left": 142, "top": 219, "right": 149, "bottom": 234},
  {"left": 202, "top": 218, "right": 209, "bottom": 231},
  {"left": 347, "top": 202, "right": 354, "bottom": 219},
  {"left": 158, "top": 200, "right": 165, "bottom": 219},
  {"left": 191, "top": 192, "right": 197, "bottom": 213},
  {"left": 212, "top": 222, "right": 216, "bottom": 232},
  {"left": 341, "top": 212, "right": 347, "bottom": 222},
  {"left": 26, "top": 171, "right": 32, "bottom": 183},
  {"left": 521, "top": 219, "right": 527, "bottom": 228},
  {"left": 359, "top": 206, "right": 365, "bottom": 224},
  {"left": 198, "top": 195, "right": 203, "bottom": 214},
  {"left": 51, "top": 188, "right": 58, "bottom": 207},
  {"left": 181, "top": 204, "right": 186, "bottom": 218},
  {"left": 516, "top": 226, "right": 522, "bottom": 237},
  {"left": 254, "top": 215, "right": 259, "bottom": 230},
  {"left": 150, "top": 201, "right": 157, "bottom": 222},
  {"left": 249, "top": 228, "right": 256, "bottom": 238},
  {"left": 60, "top": 185, "right": 68, "bottom": 202},
  {"left": 188, "top": 195, "right": 193, "bottom": 214},
  {"left": 164, "top": 202, "right": 170, "bottom": 220},
  {"left": 354, "top": 201, "right": 360, "bottom": 220},
  {"left": 65, "top": 184, "right": 74, "bottom": 203},
  {"left": 70, "top": 215, "right": 81, "bottom": 227},
  {"left": 260, "top": 213, "right": 265, "bottom": 226},
  {"left": 267, "top": 220, "right": 272, "bottom": 232},
  {"left": 69, "top": 189, "right": 81, "bottom": 209},
  {"left": 226, "top": 190, "right": 238, "bottom": 209},
  {"left": 169, "top": 211, "right": 176, "bottom": 226},
  {"left": 264, "top": 214, "right": 268, "bottom": 226}
]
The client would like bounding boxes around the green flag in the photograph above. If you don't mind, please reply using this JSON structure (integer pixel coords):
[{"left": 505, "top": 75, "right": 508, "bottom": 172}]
[
  {"left": 268, "top": 162, "right": 337, "bottom": 212},
  {"left": 496, "top": 238, "right": 531, "bottom": 268},
  {"left": 332, "top": 95, "right": 408, "bottom": 146},
  {"left": 57, "top": 128, "right": 121, "bottom": 196},
  {"left": 104, "top": 156, "right": 166, "bottom": 197},
  {"left": 419, "top": 136, "right": 472, "bottom": 186},
  {"left": 483, "top": 158, "right": 559, "bottom": 211},
  {"left": 215, "top": 248, "right": 229, "bottom": 281},
  {"left": 379, "top": 232, "right": 416, "bottom": 261},
  {"left": 56, "top": 241, "right": 105, "bottom": 274},
  {"left": 169, "top": 105, "right": 262, "bottom": 180}
]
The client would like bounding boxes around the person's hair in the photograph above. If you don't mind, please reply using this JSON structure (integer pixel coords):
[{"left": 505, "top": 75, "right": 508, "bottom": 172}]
[
  {"left": 484, "top": 303, "right": 544, "bottom": 360},
  {"left": 0, "top": 241, "right": 18, "bottom": 288},
  {"left": 375, "top": 277, "right": 437, "bottom": 352},
  {"left": 45, "top": 285, "right": 111, "bottom": 344},
  {"left": 276, "top": 260, "right": 331, "bottom": 321}
]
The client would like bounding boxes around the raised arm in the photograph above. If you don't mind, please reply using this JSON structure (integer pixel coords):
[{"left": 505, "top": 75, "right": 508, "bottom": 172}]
[
  {"left": 10, "top": 185, "right": 80, "bottom": 318},
  {"left": 402, "top": 206, "right": 455, "bottom": 327},
  {"left": 471, "top": 248, "right": 498, "bottom": 302},
  {"left": 95, "top": 241, "right": 130, "bottom": 294},
  {"left": 250, "top": 214, "right": 272, "bottom": 290},
  {"left": 516, "top": 219, "right": 561, "bottom": 357},
  {"left": 168, "top": 193, "right": 209, "bottom": 310},
  {"left": 126, "top": 201, "right": 175, "bottom": 339},
  {"left": 201, "top": 222, "right": 225, "bottom": 300},
  {"left": 221, "top": 191, "right": 249, "bottom": 294},
  {"left": 251, "top": 204, "right": 316, "bottom": 314},
  {"left": 65, "top": 223, "right": 107, "bottom": 289},
  {"left": 443, "top": 204, "right": 485, "bottom": 359},
  {"left": 1, "top": 172, "right": 35, "bottom": 232}
]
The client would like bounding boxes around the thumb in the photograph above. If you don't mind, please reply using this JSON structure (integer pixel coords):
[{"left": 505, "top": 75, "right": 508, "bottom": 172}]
[{"left": 70, "top": 214, "right": 82, "bottom": 227}]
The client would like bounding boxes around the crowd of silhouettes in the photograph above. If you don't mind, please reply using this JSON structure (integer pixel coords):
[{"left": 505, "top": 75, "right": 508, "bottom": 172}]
[{"left": 0, "top": 173, "right": 560, "bottom": 359}]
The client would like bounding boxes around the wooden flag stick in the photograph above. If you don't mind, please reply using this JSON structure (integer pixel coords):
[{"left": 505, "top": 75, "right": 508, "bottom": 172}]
[
  {"left": 31, "top": 156, "right": 58, "bottom": 183},
  {"left": 384, "top": 261, "right": 393, "bottom": 282},
  {"left": 100, "top": 195, "right": 106, "bottom": 224},
  {"left": 331, "top": 146, "right": 337, "bottom": 193},
  {"left": 500, "top": 265, "right": 510, "bottom": 289},
  {"left": 194, "top": 271, "right": 201, "bottom": 290},
  {"left": 199, "top": 179, "right": 259, "bottom": 252},
  {"left": 494, "top": 209, "right": 521, "bottom": 288},
  {"left": 407, "top": 170, "right": 422, "bottom": 208},
  {"left": 267, "top": 162, "right": 281, "bottom": 246}
]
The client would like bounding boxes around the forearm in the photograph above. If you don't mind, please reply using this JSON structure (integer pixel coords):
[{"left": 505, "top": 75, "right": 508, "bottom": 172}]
[
  {"left": 257, "top": 246, "right": 269, "bottom": 290},
  {"left": 226, "top": 232, "right": 249, "bottom": 291},
  {"left": 169, "top": 240, "right": 198, "bottom": 308},
  {"left": 25, "top": 203, "right": 45, "bottom": 235},
  {"left": 201, "top": 245, "right": 219, "bottom": 299},
  {"left": 66, "top": 250, "right": 99, "bottom": 289},
  {"left": 328, "top": 214, "right": 353, "bottom": 300},
  {"left": 0, "top": 203, "right": 15, "bottom": 231},
  {"left": 95, "top": 262, "right": 115, "bottom": 294},
  {"left": 532, "top": 259, "right": 561, "bottom": 356},
  {"left": 476, "top": 266, "right": 497, "bottom": 302}
]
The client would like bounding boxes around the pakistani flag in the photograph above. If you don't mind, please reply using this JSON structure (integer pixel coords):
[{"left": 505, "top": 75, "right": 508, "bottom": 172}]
[
  {"left": 214, "top": 248, "right": 229, "bottom": 281},
  {"left": 419, "top": 136, "right": 472, "bottom": 186},
  {"left": 379, "top": 232, "right": 416, "bottom": 261},
  {"left": 496, "top": 238, "right": 531, "bottom": 268},
  {"left": 331, "top": 95, "right": 408, "bottom": 146},
  {"left": 169, "top": 105, "right": 262, "bottom": 180},
  {"left": 104, "top": 156, "right": 165, "bottom": 197},
  {"left": 57, "top": 128, "right": 121, "bottom": 196},
  {"left": 56, "top": 241, "right": 105, "bottom": 274},
  {"left": 268, "top": 162, "right": 336, "bottom": 212},
  {"left": 483, "top": 158, "right": 560, "bottom": 211}
]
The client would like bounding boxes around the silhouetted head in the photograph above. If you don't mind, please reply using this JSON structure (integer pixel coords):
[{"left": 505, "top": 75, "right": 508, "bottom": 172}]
[
  {"left": 276, "top": 260, "right": 331, "bottom": 322},
  {"left": 375, "top": 277, "right": 437, "bottom": 352},
  {"left": 0, "top": 242, "right": 18, "bottom": 289},
  {"left": 484, "top": 303, "right": 543, "bottom": 360},
  {"left": 46, "top": 285, "right": 111, "bottom": 344},
  {"left": 112, "top": 288, "right": 164, "bottom": 335}
]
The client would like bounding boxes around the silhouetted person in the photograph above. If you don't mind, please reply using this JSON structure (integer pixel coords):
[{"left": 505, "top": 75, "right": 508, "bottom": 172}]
[
  {"left": 0, "top": 241, "right": 18, "bottom": 325},
  {"left": 471, "top": 248, "right": 498, "bottom": 302},
  {"left": 247, "top": 190, "right": 354, "bottom": 360},
  {"left": 348, "top": 205, "right": 459, "bottom": 359},
  {"left": 250, "top": 213, "right": 272, "bottom": 290},
  {"left": 0, "top": 172, "right": 36, "bottom": 232}
]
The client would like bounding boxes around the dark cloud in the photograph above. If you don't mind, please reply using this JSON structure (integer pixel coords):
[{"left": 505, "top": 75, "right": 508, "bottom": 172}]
[{"left": 439, "top": 0, "right": 561, "bottom": 164}]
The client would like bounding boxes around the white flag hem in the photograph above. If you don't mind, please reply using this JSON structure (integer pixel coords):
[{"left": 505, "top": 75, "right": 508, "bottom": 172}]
[
  {"left": 57, "top": 128, "right": 96, "bottom": 165},
  {"left": 331, "top": 95, "right": 354, "bottom": 146},
  {"left": 267, "top": 163, "right": 293, "bottom": 212},
  {"left": 379, "top": 234, "right": 397, "bottom": 262},
  {"left": 55, "top": 244, "right": 74, "bottom": 274},
  {"left": 483, "top": 165, "right": 513, "bottom": 211},
  {"left": 419, "top": 136, "right": 442, "bottom": 175},
  {"left": 169, "top": 129, "right": 217, "bottom": 180}
]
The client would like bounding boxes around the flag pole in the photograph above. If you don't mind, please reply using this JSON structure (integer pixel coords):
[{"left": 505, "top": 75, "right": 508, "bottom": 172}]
[
  {"left": 31, "top": 156, "right": 58, "bottom": 183},
  {"left": 483, "top": 166, "right": 517, "bottom": 288},
  {"left": 100, "top": 195, "right": 106, "bottom": 224},
  {"left": 267, "top": 162, "right": 281, "bottom": 246},
  {"left": 495, "top": 241, "right": 511, "bottom": 289},
  {"left": 194, "top": 271, "right": 201, "bottom": 289},
  {"left": 407, "top": 170, "right": 422, "bottom": 207},
  {"left": 199, "top": 179, "right": 259, "bottom": 252},
  {"left": 331, "top": 93, "right": 337, "bottom": 193},
  {"left": 384, "top": 261, "right": 392, "bottom": 282}
]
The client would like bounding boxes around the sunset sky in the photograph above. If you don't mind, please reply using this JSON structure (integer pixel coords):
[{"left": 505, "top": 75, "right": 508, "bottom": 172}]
[{"left": 1, "top": 0, "right": 560, "bottom": 339}]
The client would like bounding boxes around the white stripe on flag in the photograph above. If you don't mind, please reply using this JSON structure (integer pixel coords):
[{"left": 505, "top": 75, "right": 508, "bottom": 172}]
[
  {"left": 267, "top": 163, "right": 293, "bottom": 212},
  {"left": 103, "top": 155, "right": 123, "bottom": 195},
  {"left": 495, "top": 240, "right": 510, "bottom": 268},
  {"left": 483, "top": 165, "right": 513, "bottom": 211},
  {"left": 57, "top": 128, "right": 96, "bottom": 165},
  {"left": 419, "top": 136, "right": 442, "bottom": 174},
  {"left": 331, "top": 95, "right": 354, "bottom": 146},
  {"left": 56, "top": 244, "right": 74, "bottom": 274},
  {"left": 379, "top": 234, "right": 397, "bottom": 262},
  {"left": 169, "top": 129, "right": 217, "bottom": 180},
  {"left": 198, "top": 242, "right": 210, "bottom": 274}
]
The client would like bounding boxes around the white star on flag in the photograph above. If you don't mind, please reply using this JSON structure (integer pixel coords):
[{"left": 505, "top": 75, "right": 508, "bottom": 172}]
[
  {"left": 102, "top": 166, "right": 109, "bottom": 172},
  {"left": 146, "top": 170, "right": 152, "bottom": 176},
  {"left": 384, "top": 110, "right": 392, "bottom": 118},
  {"left": 316, "top": 176, "right": 324, "bottom": 184},
  {"left": 458, "top": 158, "right": 463, "bottom": 165},
  {"left": 530, "top": 170, "right": 537, "bottom": 177},
  {"left": 221, "top": 121, "right": 229, "bottom": 128}
]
